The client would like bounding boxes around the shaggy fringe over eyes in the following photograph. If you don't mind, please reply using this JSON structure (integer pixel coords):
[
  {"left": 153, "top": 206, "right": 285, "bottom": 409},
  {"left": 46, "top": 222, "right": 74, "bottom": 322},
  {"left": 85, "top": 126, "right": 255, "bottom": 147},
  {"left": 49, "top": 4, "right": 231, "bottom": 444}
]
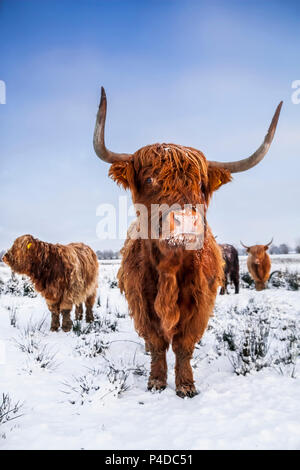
[
  {"left": 134, "top": 143, "right": 209, "bottom": 194},
  {"left": 109, "top": 143, "right": 232, "bottom": 200}
]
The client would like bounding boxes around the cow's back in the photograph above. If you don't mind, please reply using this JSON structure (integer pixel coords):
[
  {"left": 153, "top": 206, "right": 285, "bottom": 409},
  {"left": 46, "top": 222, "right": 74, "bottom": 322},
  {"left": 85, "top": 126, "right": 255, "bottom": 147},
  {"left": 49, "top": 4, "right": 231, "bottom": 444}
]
[{"left": 59, "top": 243, "right": 98, "bottom": 305}]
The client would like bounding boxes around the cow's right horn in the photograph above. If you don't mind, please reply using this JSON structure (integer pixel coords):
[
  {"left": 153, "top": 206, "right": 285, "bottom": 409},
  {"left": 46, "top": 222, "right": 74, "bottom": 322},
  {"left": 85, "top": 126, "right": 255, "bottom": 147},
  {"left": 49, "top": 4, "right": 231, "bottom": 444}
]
[
  {"left": 240, "top": 241, "right": 250, "bottom": 249},
  {"left": 93, "top": 87, "right": 133, "bottom": 163},
  {"left": 208, "top": 102, "right": 283, "bottom": 173},
  {"left": 264, "top": 238, "right": 273, "bottom": 247}
]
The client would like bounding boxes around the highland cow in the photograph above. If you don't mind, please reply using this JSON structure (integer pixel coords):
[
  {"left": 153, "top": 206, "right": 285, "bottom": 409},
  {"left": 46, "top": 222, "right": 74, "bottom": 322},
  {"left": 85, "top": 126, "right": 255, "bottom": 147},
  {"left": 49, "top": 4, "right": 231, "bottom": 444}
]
[
  {"left": 219, "top": 244, "right": 240, "bottom": 294},
  {"left": 93, "top": 87, "right": 282, "bottom": 397},
  {"left": 2, "top": 235, "right": 98, "bottom": 331},
  {"left": 241, "top": 239, "right": 273, "bottom": 291}
]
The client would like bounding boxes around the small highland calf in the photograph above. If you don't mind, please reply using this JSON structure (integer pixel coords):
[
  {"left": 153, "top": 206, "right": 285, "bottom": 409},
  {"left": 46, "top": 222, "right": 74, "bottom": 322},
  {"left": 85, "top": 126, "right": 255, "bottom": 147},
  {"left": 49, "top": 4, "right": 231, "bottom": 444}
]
[
  {"left": 2, "top": 235, "right": 99, "bottom": 331},
  {"left": 219, "top": 244, "right": 240, "bottom": 294},
  {"left": 241, "top": 239, "right": 272, "bottom": 291}
]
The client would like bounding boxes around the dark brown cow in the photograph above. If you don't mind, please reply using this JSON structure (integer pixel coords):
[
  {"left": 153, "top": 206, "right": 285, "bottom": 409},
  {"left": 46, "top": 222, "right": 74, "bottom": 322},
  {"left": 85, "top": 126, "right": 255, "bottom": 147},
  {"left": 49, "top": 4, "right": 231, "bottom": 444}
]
[
  {"left": 241, "top": 239, "right": 272, "bottom": 291},
  {"left": 219, "top": 244, "right": 240, "bottom": 294},
  {"left": 93, "top": 87, "right": 282, "bottom": 397},
  {"left": 2, "top": 235, "right": 98, "bottom": 331}
]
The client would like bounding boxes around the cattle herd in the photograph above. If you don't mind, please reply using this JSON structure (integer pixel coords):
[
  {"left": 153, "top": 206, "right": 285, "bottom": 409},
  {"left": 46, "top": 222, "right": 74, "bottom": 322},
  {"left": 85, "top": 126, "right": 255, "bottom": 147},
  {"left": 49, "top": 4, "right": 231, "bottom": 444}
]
[{"left": 2, "top": 88, "right": 283, "bottom": 398}]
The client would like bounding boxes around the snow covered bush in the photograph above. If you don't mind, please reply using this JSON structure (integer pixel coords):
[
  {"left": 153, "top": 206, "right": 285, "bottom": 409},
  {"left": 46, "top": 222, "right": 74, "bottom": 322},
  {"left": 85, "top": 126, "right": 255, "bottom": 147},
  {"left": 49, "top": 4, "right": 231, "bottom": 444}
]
[
  {"left": 212, "top": 297, "right": 300, "bottom": 376},
  {"left": 0, "top": 278, "right": 4, "bottom": 295},
  {"left": 62, "top": 364, "right": 130, "bottom": 405},
  {"left": 216, "top": 308, "right": 271, "bottom": 375},
  {"left": 75, "top": 334, "right": 110, "bottom": 358},
  {"left": 2, "top": 273, "right": 36, "bottom": 297},
  {"left": 240, "top": 268, "right": 300, "bottom": 291},
  {"left": 72, "top": 316, "right": 118, "bottom": 337},
  {"left": 14, "top": 319, "right": 57, "bottom": 370},
  {"left": 73, "top": 314, "right": 118, "bottom": 358},
  {"left": 106, "top": 364, "right": 130, "bottom": 398},
  {"left": 62, "top": 352, "right": 145, "bottom": 406},
  {"left": 73, "top": 317, "right": 117, "bottom": 358},
  {"left": 62, "top": 368, "right": 103, "bottom": 405},
  {"left": 269, "top": 270, "right": 300, "bottom": 291},
  {"left": 240, "top": 271, "right": 255, "bottom": 289}
]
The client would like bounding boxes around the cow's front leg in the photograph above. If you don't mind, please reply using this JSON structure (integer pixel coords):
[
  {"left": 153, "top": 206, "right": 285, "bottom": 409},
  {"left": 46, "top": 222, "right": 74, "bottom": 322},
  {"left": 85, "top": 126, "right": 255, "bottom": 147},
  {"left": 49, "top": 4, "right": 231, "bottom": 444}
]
[
  {"left": 75, "top": 303, "right": 83, "bottom": 321},
  {"left": 172, "top": 336, "right": 197, "bottom": 398},
  {"left": 61, "top": 309, "right": 73, "bottom": 332},
  {"left": 147, "top": 334, "right": 169, "bottom": 392},
  {"left": 47, "top": 303, "right": 60, "bottom": 332}
]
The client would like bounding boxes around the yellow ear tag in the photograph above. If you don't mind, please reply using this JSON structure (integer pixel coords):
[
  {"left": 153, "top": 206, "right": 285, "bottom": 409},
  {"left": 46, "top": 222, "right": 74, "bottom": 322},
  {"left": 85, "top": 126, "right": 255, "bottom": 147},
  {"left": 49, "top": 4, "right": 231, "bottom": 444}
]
[
  {"left": 213, "top": 179, "right": 222, "bottom": 190},
  {"left": 27, "top": 243, "right": 32, "bottom": 249}
]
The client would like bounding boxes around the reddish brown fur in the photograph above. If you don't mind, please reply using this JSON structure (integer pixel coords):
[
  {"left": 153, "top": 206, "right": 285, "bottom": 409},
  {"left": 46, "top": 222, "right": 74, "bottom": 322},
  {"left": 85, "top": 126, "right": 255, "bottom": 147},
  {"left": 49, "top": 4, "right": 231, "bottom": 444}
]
[
  {"left": 110, "top": 143, "right": 232, "bottom": 397},
  {"left": 3, "top": 235, "right": 99, "bottom": 331},
  {"left": 245, "top": 244, "right": 271, "bottom": 291}
]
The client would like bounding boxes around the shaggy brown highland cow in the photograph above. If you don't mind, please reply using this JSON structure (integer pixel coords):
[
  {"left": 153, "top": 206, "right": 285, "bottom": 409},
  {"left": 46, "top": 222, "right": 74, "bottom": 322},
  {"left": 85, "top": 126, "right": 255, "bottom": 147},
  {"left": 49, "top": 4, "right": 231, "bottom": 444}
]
[
  {"left": 2, "top": 235, "right": 98, "bottom": 331},
  {"left": 241, "top": 239, "right": 273, "bottom": 291},
  {"left": 93, "top": 87, "right": 282, "bottom": 397}
]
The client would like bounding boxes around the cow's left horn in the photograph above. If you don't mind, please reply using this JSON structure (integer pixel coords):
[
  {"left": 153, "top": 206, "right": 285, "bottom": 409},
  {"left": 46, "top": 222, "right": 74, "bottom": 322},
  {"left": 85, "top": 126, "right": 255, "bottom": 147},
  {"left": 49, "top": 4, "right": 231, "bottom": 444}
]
[
  {"left": 208, "top": 102, "right": 283, "bottom": 173},
  {"left": 93, "top": 87, "right": 133, "bottom": 163}
]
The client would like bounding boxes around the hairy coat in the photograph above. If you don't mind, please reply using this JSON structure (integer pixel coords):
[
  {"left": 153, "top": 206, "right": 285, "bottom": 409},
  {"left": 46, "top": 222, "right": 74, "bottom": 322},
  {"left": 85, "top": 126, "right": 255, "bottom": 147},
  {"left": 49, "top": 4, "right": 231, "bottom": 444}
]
[
  {"left": 219, "top": 244, "right": 240, "bottom": 294},
  {"left": 3, "top": 235, "right": 98, "bottom": 331},
  {"left": 244, "top": 244, "right": 271, "bottom": 291},
  {"left": 93, "top": 88, "right": 282, "bottom": 397},
  {"left": 114, "top": 144, "right": 230, "bottom": 397}
]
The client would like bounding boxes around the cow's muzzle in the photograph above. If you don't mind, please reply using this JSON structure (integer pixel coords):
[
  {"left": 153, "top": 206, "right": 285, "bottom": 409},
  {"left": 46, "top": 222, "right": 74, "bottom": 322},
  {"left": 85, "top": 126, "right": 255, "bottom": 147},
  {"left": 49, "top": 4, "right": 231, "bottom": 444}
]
[{"left": 161, "top": 207, "right": 205, "bottom": 248}]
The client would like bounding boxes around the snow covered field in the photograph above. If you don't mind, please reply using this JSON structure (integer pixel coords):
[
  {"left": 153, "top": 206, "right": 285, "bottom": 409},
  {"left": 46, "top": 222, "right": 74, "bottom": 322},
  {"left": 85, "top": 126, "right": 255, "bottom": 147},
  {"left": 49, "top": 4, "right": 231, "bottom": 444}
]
[{"left": 0, "top": 257, "right": 299, "bottom": 450}]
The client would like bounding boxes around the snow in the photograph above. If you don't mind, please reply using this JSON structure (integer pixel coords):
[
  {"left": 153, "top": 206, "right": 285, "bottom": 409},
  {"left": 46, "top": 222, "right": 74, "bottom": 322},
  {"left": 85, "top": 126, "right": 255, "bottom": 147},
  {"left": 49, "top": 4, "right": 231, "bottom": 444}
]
[{"left": 0, "top": 257, "right": 299, "bottom": 450}]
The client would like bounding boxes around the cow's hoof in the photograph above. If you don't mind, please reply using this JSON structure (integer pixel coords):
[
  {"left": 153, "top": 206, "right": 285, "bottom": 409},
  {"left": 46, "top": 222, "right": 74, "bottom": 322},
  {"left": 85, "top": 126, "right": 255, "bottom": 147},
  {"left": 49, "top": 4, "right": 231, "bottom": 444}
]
[
  {"left": 85, "top": 316, "right": 94, "bottom": 324},
  {"left": 176, "top": 384, "right": 198, "bottom": 398},
  {"left": 147, "top": 379, "right": 166, "bottom": 392},
  {"left": 62, "top": 321, "right": 73, "bottom": 332},
  {"left": 50, "top": 326, "right": 59, "bottom": 332}
]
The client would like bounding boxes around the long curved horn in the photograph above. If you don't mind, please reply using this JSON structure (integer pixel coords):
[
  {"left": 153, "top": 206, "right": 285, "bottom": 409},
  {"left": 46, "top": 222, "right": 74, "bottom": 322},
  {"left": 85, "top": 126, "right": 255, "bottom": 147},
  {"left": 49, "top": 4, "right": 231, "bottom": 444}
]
[
  {"left": 240, "top": 240, "right": 250, "bottom": 249},
  {"left": 264, "top": 237, "right": 273, "bottom": 247},
  {"left": 93, "top": 87, "right": 133, "bottom": 163},
  {"left": 208, "top": 102, "right": 283, "bottom": 173}
]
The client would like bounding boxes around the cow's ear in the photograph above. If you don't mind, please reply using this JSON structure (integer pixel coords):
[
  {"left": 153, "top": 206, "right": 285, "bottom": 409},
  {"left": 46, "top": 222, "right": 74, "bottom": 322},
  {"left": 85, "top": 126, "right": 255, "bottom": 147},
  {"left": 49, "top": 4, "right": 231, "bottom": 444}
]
[
  {"left": 109, "top": 161, "right": 135, "bottom": 190},
  {"left": 24, "top": 235, "right": 35, "bottom": 251},
  {"left": 207, "top": 166, "right": 232, "bottom": 193}
]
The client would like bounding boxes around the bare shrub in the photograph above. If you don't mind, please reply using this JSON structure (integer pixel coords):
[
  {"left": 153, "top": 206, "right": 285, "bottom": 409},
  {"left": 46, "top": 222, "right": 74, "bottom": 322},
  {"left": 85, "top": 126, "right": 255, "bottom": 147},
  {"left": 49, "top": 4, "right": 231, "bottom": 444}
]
[
  {"left": 0, "top": 393, "right": 23, "bottom": 426},
  {"left": 14, "top": 318, "right": 57, "bottom": 370}
]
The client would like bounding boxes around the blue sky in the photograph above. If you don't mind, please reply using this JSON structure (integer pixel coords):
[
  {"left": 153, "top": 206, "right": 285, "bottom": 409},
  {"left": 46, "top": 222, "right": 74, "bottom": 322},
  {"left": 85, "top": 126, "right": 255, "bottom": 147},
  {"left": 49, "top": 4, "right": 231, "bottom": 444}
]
[{"left": 0, "top": 0, "right": 300, "bottom": 251}]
